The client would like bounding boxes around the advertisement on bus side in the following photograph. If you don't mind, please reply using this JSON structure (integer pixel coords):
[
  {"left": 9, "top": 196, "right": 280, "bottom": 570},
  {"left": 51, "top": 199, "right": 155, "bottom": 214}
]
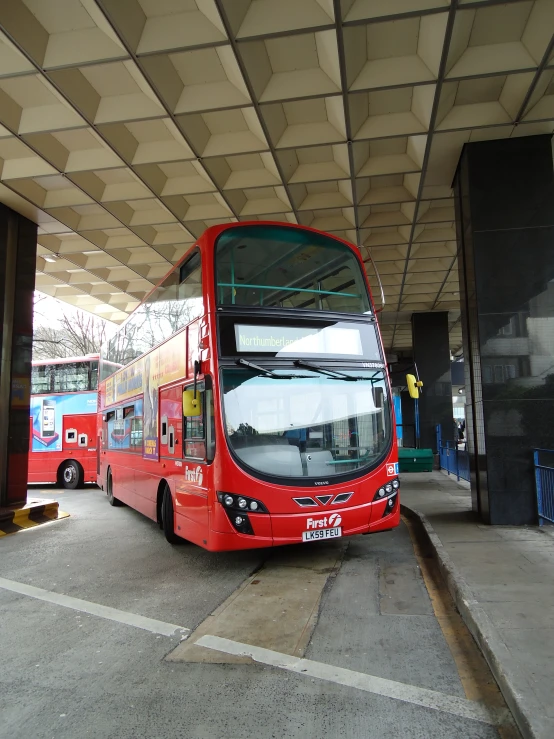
[
  {"left": 104, "top": 328, "right": 190, "bottom": 461},
  {"left": 107, "top": 399, "right": 143, "bottom": 450},
  {"left": 30, "top": 393, "right": 97, "bottom": 452},
  {"left": 106, "top": 331, "right": 189, "bottom": 409},
  {"left": 143, "top": 352, "right": 160, "bottom": 460}
]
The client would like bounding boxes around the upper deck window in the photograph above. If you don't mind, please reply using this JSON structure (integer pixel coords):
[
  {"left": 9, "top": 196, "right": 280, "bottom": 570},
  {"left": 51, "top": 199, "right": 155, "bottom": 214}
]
[
  {"left": 101, "top": 250, "right": 203, "bottom": 377},
  {"left": 31, "top": 360, "right": 98, "bottom": 394},
  {"left": 215, "top": 225, "right": 371, "bottom": 315}
]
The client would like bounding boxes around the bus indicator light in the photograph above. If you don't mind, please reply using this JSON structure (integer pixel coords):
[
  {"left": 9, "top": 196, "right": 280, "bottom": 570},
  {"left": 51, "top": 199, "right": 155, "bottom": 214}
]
[
  {"left": 217, "top": 492, "right": 268, "bottom": 513},
  {"left": 373, "top": 479, "right": 400, "bottom": 502}
]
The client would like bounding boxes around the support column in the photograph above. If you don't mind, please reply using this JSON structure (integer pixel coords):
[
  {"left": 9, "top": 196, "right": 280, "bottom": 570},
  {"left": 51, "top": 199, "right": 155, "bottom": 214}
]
[
  {"left": 400, "top": 390, "right": 416, "bottom": 448},
  {"left": 0, "top": 204, "right": 37, "bottom": 508},
  {"left": 411, "top": 312, "right": 453, "bottom": 451},
  {"left": 454, "top": 134, "right": 554, "bottom": 525}
]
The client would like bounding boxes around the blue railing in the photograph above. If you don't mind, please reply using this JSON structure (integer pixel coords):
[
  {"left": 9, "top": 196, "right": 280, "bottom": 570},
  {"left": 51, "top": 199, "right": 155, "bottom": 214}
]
[
  {"left": 533, "top": 449, "right": 554, "bottom": 526},
  {"left": 436, "top": 425, "right": 470, "bottom": 482}
]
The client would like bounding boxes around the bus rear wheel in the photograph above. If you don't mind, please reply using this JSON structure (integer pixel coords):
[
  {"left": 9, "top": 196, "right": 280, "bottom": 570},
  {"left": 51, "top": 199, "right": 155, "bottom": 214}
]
[
  {"left": 161, "top": 484, "right": 182, "bottom": 545},
  {"left": 107, "top": 470, "right": 122, "bottom": 507},
  {"left": 60, "top": 460, "right": 84, "bottom": 490}
]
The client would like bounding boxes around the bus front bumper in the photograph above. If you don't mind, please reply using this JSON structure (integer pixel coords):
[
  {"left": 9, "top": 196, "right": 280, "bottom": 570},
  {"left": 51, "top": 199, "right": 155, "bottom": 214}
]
[{"left": 207, "top": 496, "right": 400, "bottom": 551}]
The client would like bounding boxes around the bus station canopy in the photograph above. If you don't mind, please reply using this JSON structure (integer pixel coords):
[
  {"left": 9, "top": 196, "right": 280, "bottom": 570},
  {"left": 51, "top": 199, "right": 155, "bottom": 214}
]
[{"left": 0, "top": 0, "right": 553, "bottom": 353}]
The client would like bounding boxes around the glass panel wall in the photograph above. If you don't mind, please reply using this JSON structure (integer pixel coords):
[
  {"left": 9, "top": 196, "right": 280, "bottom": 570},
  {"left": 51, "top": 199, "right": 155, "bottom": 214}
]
[{"left": 101, "top": 250, "right": 203, "bottom": 377}]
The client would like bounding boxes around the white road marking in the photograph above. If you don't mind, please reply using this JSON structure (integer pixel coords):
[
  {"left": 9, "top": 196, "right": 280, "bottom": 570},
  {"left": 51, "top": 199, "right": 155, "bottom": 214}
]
[
  {"left": 196, "top": 635, "right": 509, "bottom": 727},
  {"left": 0, "top": 577, "right": 189, "bottom": 638}
]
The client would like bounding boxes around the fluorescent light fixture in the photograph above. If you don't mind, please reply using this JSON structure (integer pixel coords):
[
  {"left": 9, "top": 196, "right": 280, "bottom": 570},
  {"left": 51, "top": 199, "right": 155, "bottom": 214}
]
[{"left": 43, "top": 255, "right": 57, "bottom": 263}]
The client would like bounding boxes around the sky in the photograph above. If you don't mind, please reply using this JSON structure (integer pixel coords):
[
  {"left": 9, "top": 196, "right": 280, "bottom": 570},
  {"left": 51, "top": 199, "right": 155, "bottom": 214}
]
[
  {"left": 34, "top": 293, "right": 80, "bottom": 326},
  {"left": 34, "top": 291, "right": 117, "bottom": 341}
]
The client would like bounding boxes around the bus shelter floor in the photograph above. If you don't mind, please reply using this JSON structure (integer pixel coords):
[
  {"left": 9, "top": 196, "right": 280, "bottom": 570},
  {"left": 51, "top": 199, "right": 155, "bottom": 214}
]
[{"left": 0, "top": 484, "right": 519, "bottom": 739}]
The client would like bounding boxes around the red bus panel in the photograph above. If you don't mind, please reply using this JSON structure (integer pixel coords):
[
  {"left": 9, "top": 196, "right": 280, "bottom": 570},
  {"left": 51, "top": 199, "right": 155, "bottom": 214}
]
[{"left": 98, "top": 222, "right": 399, "bottom": 551}]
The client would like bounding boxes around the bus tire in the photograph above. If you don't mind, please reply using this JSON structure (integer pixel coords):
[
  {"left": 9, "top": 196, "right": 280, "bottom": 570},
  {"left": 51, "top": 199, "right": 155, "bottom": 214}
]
[
  {"left": 61, "top": 460, "right": 84, "bottom": 490},
  {"left": 161, "top": 484, "right": 182, "bottom": 545},
  {"left": 107, "top": 469, "right": 122, "bottom": 507}
]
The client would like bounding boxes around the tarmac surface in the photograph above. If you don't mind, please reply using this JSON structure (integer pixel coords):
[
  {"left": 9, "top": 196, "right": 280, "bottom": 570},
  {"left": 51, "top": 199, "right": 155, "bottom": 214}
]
[{"left": 0, "top": 482, "right": 518, "bottom": 739}]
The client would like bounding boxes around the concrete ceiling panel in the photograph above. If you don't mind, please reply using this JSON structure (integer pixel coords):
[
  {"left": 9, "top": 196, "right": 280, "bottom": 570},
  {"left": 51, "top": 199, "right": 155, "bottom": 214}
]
[
  {"left": 343, "top": 1, "right": 448, "bottom": 23},
  {"left": 229, "top": 0, "right": 334, "bottom": 39},
  {"left": 0, "top": 0, "right": 551, "bottom": 339}
]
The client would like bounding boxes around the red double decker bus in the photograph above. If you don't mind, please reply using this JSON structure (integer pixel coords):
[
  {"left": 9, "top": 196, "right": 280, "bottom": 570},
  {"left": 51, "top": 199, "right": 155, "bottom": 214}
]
[
  {"left": 98, "top": 222, "right": 399, "bottom": 551},
  {"left": 29, "top": 355, "right": 101, "bottom": 488}
]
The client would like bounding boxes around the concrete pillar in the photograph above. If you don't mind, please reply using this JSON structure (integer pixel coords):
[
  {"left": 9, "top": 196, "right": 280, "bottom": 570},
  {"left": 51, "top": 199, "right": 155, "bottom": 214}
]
[
  {"left": 454, "top": 134, "right": 554, "bottom": 525},
  {"left": 400, "top": 390, "right": 416, "bottom": 449},
  {"left": 411, "top": 312, "right": 453, "bottom": 452},
  {"left": 0, "top": 204, "right": 37, "bottom": 508}
]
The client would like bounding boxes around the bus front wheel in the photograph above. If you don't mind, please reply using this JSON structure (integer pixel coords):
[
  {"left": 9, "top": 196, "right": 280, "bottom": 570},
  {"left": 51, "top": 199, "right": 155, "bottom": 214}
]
[
  {"left": 60, "top": 460, "right": 84, "bottom": 490},
  {"left": 107, "top": 470, "right": 122, "bottom": 507},
  {"left": 161, "top": 485, "right": 182, "bottom": 545}
]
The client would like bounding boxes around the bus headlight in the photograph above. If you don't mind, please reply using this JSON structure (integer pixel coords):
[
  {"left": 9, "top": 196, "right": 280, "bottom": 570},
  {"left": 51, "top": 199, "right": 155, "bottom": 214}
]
[
  {"left": 217, "top": 492, "right": 268, "bottom": 513},
  {"left": 231, "top": 513, "right": 254, "bottom": 535},
  {"left": 372, "top": 479, "right": 400, "bottom": 502},
  {"left": 217, "top": 492, "right": 268, "bottom": 535},
  {"left": 382, "top": 492, "right": 398, "bottom": 518}
]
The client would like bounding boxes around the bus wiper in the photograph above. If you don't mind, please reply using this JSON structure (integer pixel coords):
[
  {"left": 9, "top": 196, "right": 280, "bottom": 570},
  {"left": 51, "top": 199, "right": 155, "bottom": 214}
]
[
  {"left": 293, "top": 359, "right": 361, "bottom": 381},
  {"left": 236, "top": 358, "right": 300, "bottom": 379}
]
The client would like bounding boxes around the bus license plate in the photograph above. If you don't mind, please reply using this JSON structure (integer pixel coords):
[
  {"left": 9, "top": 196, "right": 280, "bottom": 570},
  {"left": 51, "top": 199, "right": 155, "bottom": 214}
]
[{"left": 302, "top": 527, "right": 342, "bottom": 542}]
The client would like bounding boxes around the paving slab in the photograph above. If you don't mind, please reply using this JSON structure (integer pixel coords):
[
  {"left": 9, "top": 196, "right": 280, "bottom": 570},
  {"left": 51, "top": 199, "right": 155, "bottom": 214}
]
[
  {"left": 166, "top": 542, "right": 346, "bottom": 663},
  {"left": 400, "top": 472, "right": 554, "bottom": 739}
]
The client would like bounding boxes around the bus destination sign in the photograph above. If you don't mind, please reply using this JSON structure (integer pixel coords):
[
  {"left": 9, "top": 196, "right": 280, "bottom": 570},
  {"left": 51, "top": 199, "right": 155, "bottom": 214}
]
[{"left": 235, "top": 324, "right": 363, "bottom": 356}]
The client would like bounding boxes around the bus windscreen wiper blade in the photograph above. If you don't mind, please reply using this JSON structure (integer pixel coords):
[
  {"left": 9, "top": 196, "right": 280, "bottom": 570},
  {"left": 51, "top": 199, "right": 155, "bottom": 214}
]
[
  {"left": 293, "top": 359, "right": 360, "bottom": 380},
  {"left": 236, "top": 358, "right": 299, "bottom": 379}
]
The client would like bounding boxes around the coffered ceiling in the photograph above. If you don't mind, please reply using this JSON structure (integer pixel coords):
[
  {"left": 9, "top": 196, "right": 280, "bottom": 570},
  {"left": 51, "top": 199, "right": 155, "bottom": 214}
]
[{"left": 1, "top": 0, "right": 553, "bottom": 353}]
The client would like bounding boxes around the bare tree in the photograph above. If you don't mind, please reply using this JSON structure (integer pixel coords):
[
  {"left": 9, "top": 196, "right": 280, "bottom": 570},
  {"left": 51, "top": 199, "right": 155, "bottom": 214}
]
[
  {"left": 107, "top": 295, "right": 201, "bottom": 366},
  {"left": 33, "top": 298, "right": 110, "bottom": 360}
]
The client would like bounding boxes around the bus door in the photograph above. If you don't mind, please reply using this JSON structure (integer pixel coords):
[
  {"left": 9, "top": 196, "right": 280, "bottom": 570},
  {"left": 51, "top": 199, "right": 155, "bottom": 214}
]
[
  {"left": 159, "top": 387, "right": 182, "bottom": 462},
  {"left": 173, "top": 380, "right": 213, "bottom": 542}
]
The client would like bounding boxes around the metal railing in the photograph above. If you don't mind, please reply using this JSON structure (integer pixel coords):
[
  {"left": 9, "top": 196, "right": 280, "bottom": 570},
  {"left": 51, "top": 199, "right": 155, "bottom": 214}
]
[
  {"left": 533, "top": 449, "right": 554, "bottom": 525},
  {"left": 436, "top": 425, "right": 470, "bottom": 483}
]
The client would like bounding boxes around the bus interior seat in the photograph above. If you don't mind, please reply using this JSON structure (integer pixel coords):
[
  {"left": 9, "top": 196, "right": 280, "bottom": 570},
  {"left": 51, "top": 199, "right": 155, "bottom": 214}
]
[
  {"left": 235, "top": 445, "right": 303, "bottom": 477},
  {"left": 306, "top": 450, "right": 335, "bottom": 476}
]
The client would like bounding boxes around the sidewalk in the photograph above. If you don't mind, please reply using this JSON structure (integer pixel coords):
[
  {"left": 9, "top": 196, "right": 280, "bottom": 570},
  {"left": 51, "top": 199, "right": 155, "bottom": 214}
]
[{"left": 400, "top": 472, "right": 554, "bottom": 739}]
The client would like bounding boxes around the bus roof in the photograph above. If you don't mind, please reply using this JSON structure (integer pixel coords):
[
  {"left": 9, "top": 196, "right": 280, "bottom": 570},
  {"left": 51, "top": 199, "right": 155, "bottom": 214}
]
[
  {"left": 101, "top": 220, "right": 361, "bottom": 340},
  {"left": 32, "top": 354, "right": 100, "bottom": 367}
]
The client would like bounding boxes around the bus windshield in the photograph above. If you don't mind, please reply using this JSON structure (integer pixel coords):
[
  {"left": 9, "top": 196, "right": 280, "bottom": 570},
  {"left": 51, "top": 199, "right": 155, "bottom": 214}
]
[
  {"left": 221, "top": 367, "right": 391, "bottom": 480},
  {"left": 216, "top": 224, "right": 371, "bottom": 314}
]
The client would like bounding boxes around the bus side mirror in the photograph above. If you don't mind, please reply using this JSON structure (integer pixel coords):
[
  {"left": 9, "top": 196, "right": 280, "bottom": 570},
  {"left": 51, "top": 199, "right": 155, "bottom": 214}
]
[
  {"left": 183, "top": 389, "right": 202, "bottom": 417},
  {"left": 406, "top": 374, "right": 423, "bottom": 399}
]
